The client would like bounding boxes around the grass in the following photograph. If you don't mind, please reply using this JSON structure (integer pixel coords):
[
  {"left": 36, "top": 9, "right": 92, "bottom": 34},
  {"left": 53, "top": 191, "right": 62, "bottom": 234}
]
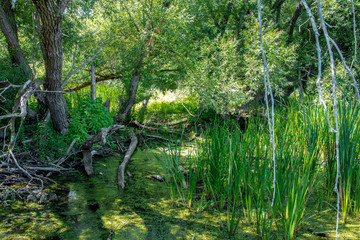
[{"left": 158, "top": 99, "right": 360, "bottom": 239}]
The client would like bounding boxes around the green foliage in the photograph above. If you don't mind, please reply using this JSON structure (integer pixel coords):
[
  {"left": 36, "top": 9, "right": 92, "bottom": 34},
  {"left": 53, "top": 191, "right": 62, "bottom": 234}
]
[
  {"left": 29, "top": 121, "right": 69, "bottom": 160},
  {"left": 67, "top": 95, "right": 114, "bottom": 141},
  {"left": 27, "top": 95, "right": 114, "bottom": 160},
  {"left": 158, "top": 100, "right": 360, "bottom": 238},
  {"left": 142, "top": 95, "right": 199, "bottom": 122}
]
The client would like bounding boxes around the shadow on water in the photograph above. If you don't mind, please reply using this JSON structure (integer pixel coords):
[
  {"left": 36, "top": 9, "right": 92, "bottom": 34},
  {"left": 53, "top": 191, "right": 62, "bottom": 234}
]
[
  {"left": 1, "top": 149, "right": 360, "bottom": 239},
  {"left": 0, "top": 150, "right": 256, "bottom": 239}
]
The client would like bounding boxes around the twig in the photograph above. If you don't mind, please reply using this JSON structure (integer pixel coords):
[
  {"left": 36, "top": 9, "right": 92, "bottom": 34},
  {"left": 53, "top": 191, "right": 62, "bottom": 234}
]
[
  {"left": 328, "top": 37, "right": 360, "bottom": 100},
  {"left": 9, "top": 151, "right": 44, "bottom": 189}
]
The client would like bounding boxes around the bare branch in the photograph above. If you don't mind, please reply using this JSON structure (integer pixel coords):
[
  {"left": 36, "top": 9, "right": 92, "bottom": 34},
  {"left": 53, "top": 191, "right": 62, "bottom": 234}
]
[
  {"left": 64, "top": 74, "right": 120, "bottom": 92},
  {"left": 328, "top": 37, "right": 360, "bottom": 100},
  {"left": 0, "top": 80, "right": 34, "bottom": 120},
  {"left": 118, "top": 131, "right": 138, "bottom": 189},
  {"left": 62, "top": 40, "right": 112, "bottom": 89},
  {"left": 301, "top": 0, "right": 336, "bottom": 132},
  {"left": 9, "top": 150, "right": 44, "bottom": 189}
]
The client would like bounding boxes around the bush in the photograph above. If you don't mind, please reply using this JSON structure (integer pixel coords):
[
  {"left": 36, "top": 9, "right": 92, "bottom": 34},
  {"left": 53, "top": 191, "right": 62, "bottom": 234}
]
[{"left": 26, "top": 95, "right": 114, "bottom": 161}]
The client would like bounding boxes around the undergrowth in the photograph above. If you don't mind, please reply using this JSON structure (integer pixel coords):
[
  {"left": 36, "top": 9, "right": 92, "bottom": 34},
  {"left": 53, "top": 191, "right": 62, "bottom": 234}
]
[{"left": 23, "top": 95, "right": 113, "bottom": 160}]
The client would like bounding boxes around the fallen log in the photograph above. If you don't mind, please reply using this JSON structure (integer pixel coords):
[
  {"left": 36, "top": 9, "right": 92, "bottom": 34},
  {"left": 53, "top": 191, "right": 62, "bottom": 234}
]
[
  {"left": 82, "top": 124, "right": 124, "bottom": 175},
  {"left": 118, "top": 131, "right": 138, "bottom": 189},
  {"left": 133, "top": 121, "right": 182, "bottom": 136}
]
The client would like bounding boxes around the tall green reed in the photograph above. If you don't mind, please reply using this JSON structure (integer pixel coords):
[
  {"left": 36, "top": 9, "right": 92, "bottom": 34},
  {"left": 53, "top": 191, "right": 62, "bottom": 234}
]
[
  {"left": 337, "top": 100, "right": 360, "bottom": 221},
  {"left": 157, "top": 140, "right": 188, "bottom": 203},
  {"left": 157, "top": 99, "right": 360, "bottom": 238}
]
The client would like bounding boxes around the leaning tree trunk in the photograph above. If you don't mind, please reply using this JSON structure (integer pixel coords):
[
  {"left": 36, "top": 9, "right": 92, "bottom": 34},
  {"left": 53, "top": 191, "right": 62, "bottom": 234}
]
[
  {"left": 32, "top": 0, "right": 69, "bottom": 135},
  {"left": 117, "top": 71, "right": 140, "bottom": 123},
  {"left": 0, "top": 0, "right": 32, "bottom": 75}
]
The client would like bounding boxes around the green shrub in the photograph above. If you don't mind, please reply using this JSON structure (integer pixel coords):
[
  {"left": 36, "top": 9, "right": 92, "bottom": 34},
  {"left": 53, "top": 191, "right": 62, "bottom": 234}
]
[
  {"left": 67, "top": 95, "right": 114, "bottom": 142},
  {"left": 27, "top": 95, "right": 114, "bottom": 161}
]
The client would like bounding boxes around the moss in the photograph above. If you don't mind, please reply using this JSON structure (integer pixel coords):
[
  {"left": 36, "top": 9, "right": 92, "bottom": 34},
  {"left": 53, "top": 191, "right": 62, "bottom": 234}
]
[{"left": 1, "top": 149, "right": 359, "bottom": 240}]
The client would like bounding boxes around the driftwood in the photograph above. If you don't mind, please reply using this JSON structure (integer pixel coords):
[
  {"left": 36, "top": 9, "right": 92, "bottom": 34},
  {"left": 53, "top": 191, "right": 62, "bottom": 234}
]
[
  {"left": 133, "top": 121, "right": 182, "bottom": 136},
  {"left": 117, "top": 131, "right": 138, "bottom": 189},
  {"left": 82, "top": 124, "right": 124, "bottom": 175}
]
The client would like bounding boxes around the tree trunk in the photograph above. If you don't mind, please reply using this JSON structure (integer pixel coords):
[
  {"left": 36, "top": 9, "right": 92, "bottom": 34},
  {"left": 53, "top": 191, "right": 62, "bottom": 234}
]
[
  {"left": 0, "top": 0, "right": 32, "bottom": 75},
  {"left": 117, "top": 72, "right": 140, "bottom": 123},
  {"left": 288, "top": 1, "right": 303, "bottom": 41},
  {"left": 118, "top": 131, "right": 138, "bottom": 189},
  {"left": 32, "top": 0, "right": 69, "bottom": 135}
]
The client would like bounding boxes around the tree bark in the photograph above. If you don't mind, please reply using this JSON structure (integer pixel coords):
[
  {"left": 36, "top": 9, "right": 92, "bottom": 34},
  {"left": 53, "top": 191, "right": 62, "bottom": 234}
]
[
  {"left": 64, "top": 74, "right": 120, "bottom": 91},
  {"left": 0, "top": 0, "right": 32, "bottom": 75},
  {"left": 117, "top": 71, "right": 140, "bottom": 122},
  {"left": 81, "top": 124, "right": 124, "bottom": 175},
  {"left": 288, "top": 1, "right": 303, "bottom": 41},
  {"left": 118, "top": 131, "right": 138, "bottom": 189},
  {"left": 272, "top": 0, "right": 286, "bottom": 24},
  {"left": 32, "top": 0, "right": 69, "bottom": 135}
]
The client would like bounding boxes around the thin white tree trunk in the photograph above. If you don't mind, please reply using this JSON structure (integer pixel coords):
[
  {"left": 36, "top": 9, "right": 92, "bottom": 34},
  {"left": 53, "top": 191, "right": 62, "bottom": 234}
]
[
  {"left": 316, "top": 0, "right": 340, "bottom": 238},
  {"left": 257, "top": 0, "right": 276, "bottom": 207},
  {"left": 300, "top": 0, "right": 335, "bottom": 132}
]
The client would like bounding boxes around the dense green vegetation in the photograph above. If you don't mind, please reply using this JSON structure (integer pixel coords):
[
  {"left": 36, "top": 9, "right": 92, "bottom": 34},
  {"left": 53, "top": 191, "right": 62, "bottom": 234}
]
[
  {"left": 158, "top": 100, "right": 360, "bottom": 238},
  {"left": 1, "top": 0, "right": 360, "bottom": 239}
]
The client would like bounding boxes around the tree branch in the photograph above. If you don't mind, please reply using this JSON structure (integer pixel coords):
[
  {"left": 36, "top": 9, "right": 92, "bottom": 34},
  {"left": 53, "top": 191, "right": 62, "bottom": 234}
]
[
  {"left": 62, "top": 40, "right": 112, "bottom": 89},
  {"left": 64, "top": 74, "right": 120, "bottom": 92},
  {"left": 118, "top": 131, "right": 138, "bottom": 189}
]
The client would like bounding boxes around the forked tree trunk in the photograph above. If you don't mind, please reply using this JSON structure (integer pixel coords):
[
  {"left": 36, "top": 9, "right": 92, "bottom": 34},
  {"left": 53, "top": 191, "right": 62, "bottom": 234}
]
[{"left": 32, "top": 0, "right": 69, "bottom": 135}]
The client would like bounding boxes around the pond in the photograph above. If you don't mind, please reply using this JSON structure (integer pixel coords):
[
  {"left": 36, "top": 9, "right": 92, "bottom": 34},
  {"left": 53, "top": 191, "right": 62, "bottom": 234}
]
[
  {"left": 0, "top": 149, "right": 235, "bottom": 239},
  {"left": 0, "top": 148, "right": 359, "bottom": 239}
]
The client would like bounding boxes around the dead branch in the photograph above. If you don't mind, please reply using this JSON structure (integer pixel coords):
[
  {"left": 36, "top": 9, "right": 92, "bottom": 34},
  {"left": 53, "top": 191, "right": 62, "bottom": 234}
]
[
  {"left": 82, "top": 125, "right": 124, "bottom": 175},
  {"left": 0, "top": 80, "right": 34, "bottom": 120},
  {"left": 9, "top": 151, "right": 44, "bottom": 189},
  {"left": 23, "top": 166, "right": 69, "bottom": 172},
  {"left": 118, "top": 131, "right": 138, "bottom": 189},
  {"left": 62, "top": 40, "right": 112, "bottom": 88},
  {"left": 54, "top": 139, "right": 77, "bottom": 167},
  {"left": 64, "top": 74, "right": 120, "bottom": 92}
]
